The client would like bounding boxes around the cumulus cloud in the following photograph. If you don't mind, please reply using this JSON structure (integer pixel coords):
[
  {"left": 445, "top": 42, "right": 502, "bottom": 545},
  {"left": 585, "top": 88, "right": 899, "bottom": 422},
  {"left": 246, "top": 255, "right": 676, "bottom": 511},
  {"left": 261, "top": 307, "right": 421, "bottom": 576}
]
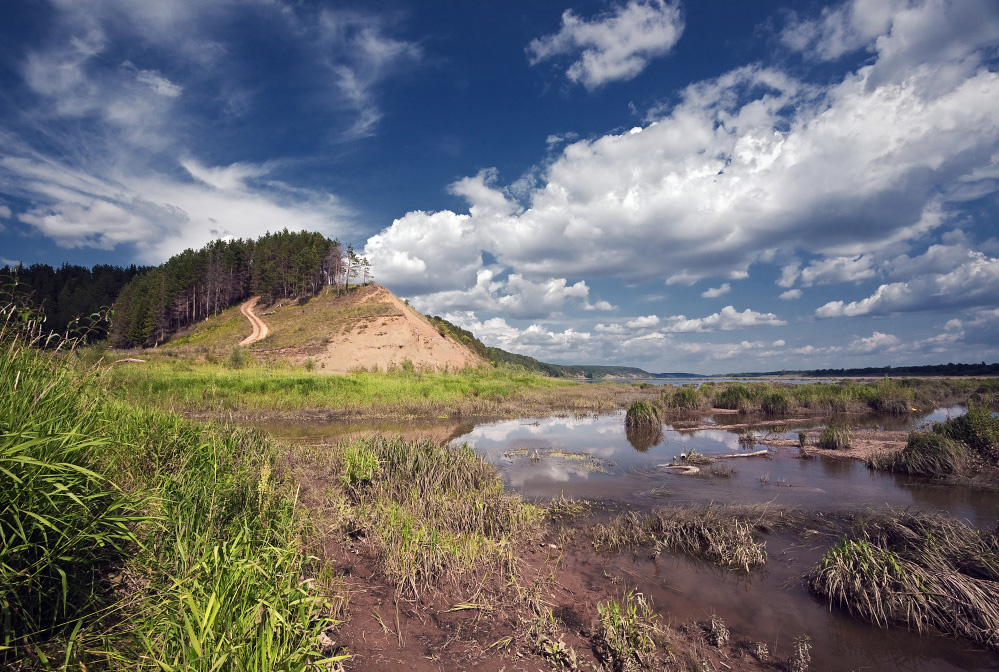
[
  {"left": 527, "top": 0, "right": 684, "bottom": 89},
  {"left": 780, "top": 289, "right": 802, "bottom": 300},
  {"left": 661, "top": 306, "right": 785, "bottom": 332},
  {"left": 849, "top": 331, "right": 901, "bottom": 353},
  {"left": 372, "top": 0, "right": 999, "bottom": 303},
  {"left": 701, "top": 283, "right": 731, "bottom": 298},
  {"left": 816, "top": 249, "right": 999, "bottom": 317},
  {"left": 0, "top": 204, "right": 11, "bottom": 219}
]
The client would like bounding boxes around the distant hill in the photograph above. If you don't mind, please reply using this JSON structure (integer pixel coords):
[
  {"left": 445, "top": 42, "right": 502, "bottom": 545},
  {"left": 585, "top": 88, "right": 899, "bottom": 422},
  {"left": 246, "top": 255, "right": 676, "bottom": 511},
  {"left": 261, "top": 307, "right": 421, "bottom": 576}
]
[
  {"left": 425, "top": 314, "right": 653, "bottom": 379},
  {"left": 768, "top": 363, "right": 999, "bottom": 377}
]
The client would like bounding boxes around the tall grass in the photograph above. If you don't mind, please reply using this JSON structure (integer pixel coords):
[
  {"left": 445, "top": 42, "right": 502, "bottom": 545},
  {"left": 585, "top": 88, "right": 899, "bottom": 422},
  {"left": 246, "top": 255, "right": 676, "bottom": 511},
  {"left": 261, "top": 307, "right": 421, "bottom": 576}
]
[{"left": 0, "top": 292, "right": 342, "bottom": 669}]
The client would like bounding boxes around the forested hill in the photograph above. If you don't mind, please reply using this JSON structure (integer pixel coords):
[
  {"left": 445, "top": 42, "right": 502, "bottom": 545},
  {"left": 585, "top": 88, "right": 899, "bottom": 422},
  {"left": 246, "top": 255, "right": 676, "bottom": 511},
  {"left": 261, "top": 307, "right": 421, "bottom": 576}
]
[
  {"left": 1, "top": 263, "right": 148, "bottom": 338},
  {"left": 112, "top": 230, "right": 370, "bottom": 348}
]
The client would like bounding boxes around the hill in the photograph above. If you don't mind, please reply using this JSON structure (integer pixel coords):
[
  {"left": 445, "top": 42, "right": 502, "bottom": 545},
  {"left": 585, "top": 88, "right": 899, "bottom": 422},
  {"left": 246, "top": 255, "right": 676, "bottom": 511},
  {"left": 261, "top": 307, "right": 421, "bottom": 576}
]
[{"left": 164, "top": 284, "right": 486, "bottom": 373}]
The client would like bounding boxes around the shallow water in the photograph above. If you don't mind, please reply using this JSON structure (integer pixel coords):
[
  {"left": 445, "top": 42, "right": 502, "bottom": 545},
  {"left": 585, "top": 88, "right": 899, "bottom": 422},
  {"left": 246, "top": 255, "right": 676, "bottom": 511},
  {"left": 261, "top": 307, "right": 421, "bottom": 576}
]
[
  {"left": 451, "top": 409, "right": 999, "bottom": 671},
  {"left": 453, "top": 410, "right": 997, "bottom": 528},
  {"left": 258, "top": 407, "right": 999, "bottom": 670}
]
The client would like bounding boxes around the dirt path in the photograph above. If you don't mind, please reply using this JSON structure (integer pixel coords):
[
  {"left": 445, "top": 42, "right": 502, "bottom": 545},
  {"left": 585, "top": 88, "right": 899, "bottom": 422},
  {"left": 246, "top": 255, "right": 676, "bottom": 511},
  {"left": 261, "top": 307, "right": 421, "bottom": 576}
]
[{"left": 238, "top": 296, "right": 269, "bottom": 346}]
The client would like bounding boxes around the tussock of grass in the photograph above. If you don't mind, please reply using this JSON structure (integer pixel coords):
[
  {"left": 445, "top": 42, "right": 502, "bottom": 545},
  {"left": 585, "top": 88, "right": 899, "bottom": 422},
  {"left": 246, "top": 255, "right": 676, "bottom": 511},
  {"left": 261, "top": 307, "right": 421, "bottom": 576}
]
[
  {"left": 818, "top": 425, "right": 852, "bottom": 450},
  {"left": 625, "top": 401, "right": 663, "bottom": 428},
  {"left": 659, "top": 385, "right": 706, "bottom": 411},
  {"left": 591, "top": 505, "right": 803, "bottom": 571},
  {"left": 808, "top": 510, "right": 999, "bottom": 650},
  {"left": 867, "top": 433, "right": 967, "bottom": 476},
  {"left": 868, "top": 404, "right": 999, "bottom": 478}
]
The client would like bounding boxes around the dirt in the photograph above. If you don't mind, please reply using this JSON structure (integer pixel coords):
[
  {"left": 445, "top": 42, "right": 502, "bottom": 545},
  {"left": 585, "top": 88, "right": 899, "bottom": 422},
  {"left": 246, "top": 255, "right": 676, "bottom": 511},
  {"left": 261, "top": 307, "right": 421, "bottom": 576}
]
[
  {"left": 238, "top": 296, "right": 269, "bottom": 346},
  {"left": 269, "top": 286, "right": 486, "bottom": 373},
  {"left": 316, "top": 530, "right": 778, "bottom": 672}
]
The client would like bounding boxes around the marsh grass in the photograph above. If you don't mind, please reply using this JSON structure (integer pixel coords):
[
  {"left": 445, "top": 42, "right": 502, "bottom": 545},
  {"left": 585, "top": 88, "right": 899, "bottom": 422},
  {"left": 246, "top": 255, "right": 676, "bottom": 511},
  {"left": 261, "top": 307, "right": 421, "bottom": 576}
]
[
  {"left": 625, "top": 401, "right": 663, "bottom": 428},
  {"left": 591, "top": 505, "right": 803, "bottom": 571},
  {"left": 659, "top": 386, "right": 706, "bottom": 412},
  {"left": 818, "top": 425, "right": 852, "bottom": 450},
  {"left": 808, "top": 510, "right": 999, "bottom": 650},
  {"left": 288, "top": 437, "right": 541, "bottom": 596}
]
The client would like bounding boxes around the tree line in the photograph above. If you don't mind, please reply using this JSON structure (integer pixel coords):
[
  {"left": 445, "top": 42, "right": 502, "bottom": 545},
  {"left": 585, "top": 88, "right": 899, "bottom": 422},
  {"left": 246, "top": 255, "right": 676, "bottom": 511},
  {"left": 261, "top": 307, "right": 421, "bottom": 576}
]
[
  {"left": 1, "top": 263, "right": 148, "bottom": 339},
  {"left": 111, "top": 230, "right": 370, "bottom": 347}
]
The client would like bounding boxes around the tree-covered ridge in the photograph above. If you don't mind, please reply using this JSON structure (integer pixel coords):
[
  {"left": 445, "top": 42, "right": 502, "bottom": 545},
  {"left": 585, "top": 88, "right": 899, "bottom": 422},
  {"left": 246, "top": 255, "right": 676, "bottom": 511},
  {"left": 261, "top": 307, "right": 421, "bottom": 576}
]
[
  {"left": 1, "top": 263, "right": 148, "bottom": 339},
  {"left": 111, "top": 230, "right": 369, "bottom": 348}
]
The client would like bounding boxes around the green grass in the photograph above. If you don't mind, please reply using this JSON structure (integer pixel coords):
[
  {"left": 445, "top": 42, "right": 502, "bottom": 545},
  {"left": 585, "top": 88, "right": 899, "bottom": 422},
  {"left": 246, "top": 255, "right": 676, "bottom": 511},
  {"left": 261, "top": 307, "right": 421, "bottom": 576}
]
[
  {"left": 625, "top": 401, "right": 662, "bottom": 428},
  {"left": 105, "top": 359, "right": 580, "bottom": 418},
  {"left": 818, "top": 425, "right": 852, "bottom": 450},
  {"left": 1, "top": 295, "right": 342, "bottom": 669},
  {"left": 594, "top": 590, "right": 663, "bottom": 671}
]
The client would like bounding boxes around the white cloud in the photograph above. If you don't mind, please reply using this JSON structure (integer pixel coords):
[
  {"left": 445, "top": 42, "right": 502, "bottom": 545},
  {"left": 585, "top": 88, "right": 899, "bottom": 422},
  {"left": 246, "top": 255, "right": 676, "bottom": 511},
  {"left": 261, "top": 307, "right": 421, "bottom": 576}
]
[
  {"left": 0, "top": 205, "right": 11, "bottom": 219},
  {"left": 701, "top": 283, "right": 731, "bottom": 298},
  {"left": 849, "top": 331, "right": 901, "bottom": 353},
  {"left": 626, "top": 314, "right": 660, "bottom": 329},
  {"left": 816, "top": 250, "right": 999, "bottom": 317},
  {"left": 373, "top": 0, "right": 999, "bottom": 300},
  {"left": 527, "top": 0, "right": 684, "bottom": 89},
  {"left": 799, "top": 255, "right": 876, "bottom": 286},
  {"left": 780, "top": 289, "right": 802, "bottom": 300},
  {"left": 661, "top": 306, "right": 785, "bottom": 332}
]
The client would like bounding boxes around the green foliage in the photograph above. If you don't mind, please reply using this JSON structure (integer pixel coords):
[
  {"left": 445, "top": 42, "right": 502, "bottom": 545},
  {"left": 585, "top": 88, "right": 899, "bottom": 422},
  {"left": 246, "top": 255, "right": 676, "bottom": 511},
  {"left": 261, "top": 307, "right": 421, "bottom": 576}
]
[
  {"left": 226, "top": 346, "right": 253, "bottom": 369},
  {"left": 595, "top": 591, "right": 660, "bottom": 671},
  {"left": 0, "top": 293, "right": 340, "bottom": 668},
  {"left": 341, "top": 443, "right": 379, "bottom": 487}
]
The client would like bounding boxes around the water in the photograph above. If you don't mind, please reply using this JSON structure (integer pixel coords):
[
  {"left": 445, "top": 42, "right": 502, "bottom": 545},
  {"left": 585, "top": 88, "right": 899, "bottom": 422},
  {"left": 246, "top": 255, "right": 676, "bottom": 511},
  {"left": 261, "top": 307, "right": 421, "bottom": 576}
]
[
  {"left": 452, "top": 410, "right": 997, "bottom": 528},
  {"left": 257, "top": 407, "right": 999, "bottom": 670},
  {"left": 449, "top": 410, "right": 999, "bottom": 671}
]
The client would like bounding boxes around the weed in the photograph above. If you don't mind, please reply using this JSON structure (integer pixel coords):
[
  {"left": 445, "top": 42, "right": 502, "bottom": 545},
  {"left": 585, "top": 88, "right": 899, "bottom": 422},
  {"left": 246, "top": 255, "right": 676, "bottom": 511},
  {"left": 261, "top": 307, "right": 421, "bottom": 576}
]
[
  {"left": 227, "top": 346, "right": 253, "bottom": 369},
  {"left": 789, "top": 636, "right": 811, "bottom": 672},
  {"left": 707, "top": 615, "right": 729, "bottom": 647},
  {"left": 867, "top": 432, "right": 967, "bottom": 476},
  {"left": 660, "top": 386, "right": 705, "bottom": 411},
  {"left": 594, "top": 590, "right": 661, "bottom": 671}
]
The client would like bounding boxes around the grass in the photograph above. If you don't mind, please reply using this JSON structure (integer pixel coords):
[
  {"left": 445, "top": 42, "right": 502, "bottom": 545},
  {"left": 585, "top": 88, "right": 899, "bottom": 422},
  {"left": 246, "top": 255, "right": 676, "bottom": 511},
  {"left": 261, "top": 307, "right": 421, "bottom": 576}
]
[
  {"left": 591, "top": 504, "right": 804, "bottom": 571},
  {"left": 285, "top": 436, "right": 541, "bottom": 596},
  {"left": 0, "top": 293, "right": 343, "bottom": 669},
  {"left": 808, "top": 510, "right": 999, "bottom": 651},
  {"left": 817, "top": 424, "right": 852, "bottom": 450},
  {"left": 659, "top": 385, "right": 705, "bottom": 411},
  {"left": 867, "top": 403, "right": 999, "bottom": 478},
  {"left": 103, "top": 358, "right": 641, "bottom": 420}
]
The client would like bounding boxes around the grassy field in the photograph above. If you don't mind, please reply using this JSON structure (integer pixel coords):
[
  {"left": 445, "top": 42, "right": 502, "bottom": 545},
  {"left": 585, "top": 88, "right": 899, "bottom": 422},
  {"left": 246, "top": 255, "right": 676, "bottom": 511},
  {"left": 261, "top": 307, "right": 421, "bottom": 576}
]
[{"left": 100, "top": 355, "right": 646, "bottom": 419}]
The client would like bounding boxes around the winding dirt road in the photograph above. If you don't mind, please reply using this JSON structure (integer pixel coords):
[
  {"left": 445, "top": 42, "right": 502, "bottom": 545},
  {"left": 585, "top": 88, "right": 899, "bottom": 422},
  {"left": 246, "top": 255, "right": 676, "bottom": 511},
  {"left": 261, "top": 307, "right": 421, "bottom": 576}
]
[{"left": 238, "top": 296, "right": 269, "bottom": 346}]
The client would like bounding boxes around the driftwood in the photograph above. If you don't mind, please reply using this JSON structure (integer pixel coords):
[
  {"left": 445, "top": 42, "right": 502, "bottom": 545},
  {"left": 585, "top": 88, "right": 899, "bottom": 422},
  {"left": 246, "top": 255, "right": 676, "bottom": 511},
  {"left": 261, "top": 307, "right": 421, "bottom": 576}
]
[
  {"left": 113, "top": 358, "right": 146, "bottom": 364},
  {"left": 714, "top": 450, "right": 770, "bottom": 459},
  {"left": 660, "top": 465, "right": 700, "bottom": 475}
]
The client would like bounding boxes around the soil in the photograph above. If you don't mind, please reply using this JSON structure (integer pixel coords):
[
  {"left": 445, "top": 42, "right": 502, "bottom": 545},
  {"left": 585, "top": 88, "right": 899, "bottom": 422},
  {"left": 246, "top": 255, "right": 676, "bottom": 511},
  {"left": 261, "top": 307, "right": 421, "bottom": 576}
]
[
  {"left": 316, "top": 528, "right": 778, "bottom": 672},
  {"left": 280, "top": 286, "right": 486, "bottom": 373}
]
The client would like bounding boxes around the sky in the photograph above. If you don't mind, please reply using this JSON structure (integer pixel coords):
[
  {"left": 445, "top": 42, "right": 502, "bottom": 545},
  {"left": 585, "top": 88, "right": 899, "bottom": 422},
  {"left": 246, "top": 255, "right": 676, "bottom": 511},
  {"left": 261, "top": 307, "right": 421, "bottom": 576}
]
[{"left": 1, "top": 0, "right": 998, "bottom": 374}]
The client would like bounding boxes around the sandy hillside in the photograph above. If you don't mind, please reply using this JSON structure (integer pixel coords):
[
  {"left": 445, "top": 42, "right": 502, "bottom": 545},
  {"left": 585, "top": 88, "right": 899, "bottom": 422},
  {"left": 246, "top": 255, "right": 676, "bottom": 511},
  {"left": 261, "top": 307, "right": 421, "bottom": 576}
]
[{"left": 254, "top": 285, "right": 487, "bottom": 373}]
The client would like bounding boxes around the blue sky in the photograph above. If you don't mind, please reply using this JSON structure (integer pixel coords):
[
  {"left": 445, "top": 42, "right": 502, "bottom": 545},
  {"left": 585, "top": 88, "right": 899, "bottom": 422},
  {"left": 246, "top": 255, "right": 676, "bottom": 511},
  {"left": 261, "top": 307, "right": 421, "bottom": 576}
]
[{"left": 1, "top": 0, "right": 998, "bottom": 373}]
